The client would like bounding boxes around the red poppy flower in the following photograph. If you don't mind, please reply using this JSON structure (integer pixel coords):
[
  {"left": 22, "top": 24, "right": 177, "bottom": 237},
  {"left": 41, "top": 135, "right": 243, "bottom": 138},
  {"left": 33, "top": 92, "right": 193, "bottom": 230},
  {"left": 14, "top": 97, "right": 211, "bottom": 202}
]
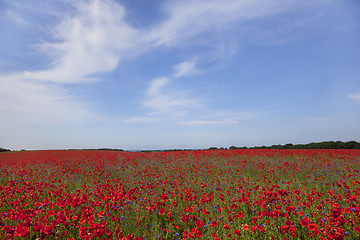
[
  {"left": 299, "top": 217, "right": 309, "bottom": 227},
  {"left": 195, "top": 230, "right": 203, "bottom": 238},
  {"left": 235, "top": 210, "right": 244, "bottom": 218},
  {"left": 211, "top": 221, "right": 218, "bottom": 227},
  {"left": 308, "top": 223, "right": 318, "bottom": 232},
  {"left": 126, "top": 234, "right": 134, "bottom": 239},
  {"left": 230, "top": 204, "right": 238, "bottom": 210},
  {"left": 234, "top": 229, "right": 241, "bottom": 236},
  {"left": 14, "top": 224, "right": 29, "bottom": 238},
  {"left": 242, "top": 224, "right": 249, "bottom": 230},
  {"left": 182, "top": 215, "right": 190, "bottom": 223},
  {"left": 196, "top": 219, "right": 204, "bottom": 228},
  {"left": 203, "top": 209, "right": 210, "bottom": 215}
]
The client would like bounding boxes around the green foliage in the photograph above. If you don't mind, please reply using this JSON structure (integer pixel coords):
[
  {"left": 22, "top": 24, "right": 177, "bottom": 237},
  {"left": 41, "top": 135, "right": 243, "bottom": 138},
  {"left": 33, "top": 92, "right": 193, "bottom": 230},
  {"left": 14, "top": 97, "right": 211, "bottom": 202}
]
[
  {"left": 229, "top": 141, "right": 360, "bottom": 150},
  {"left": 208, "top": 147, "right": 219, "bottom": 150},
  {"left": 0, "top": 148, "right": 11, "bottom": 152}
]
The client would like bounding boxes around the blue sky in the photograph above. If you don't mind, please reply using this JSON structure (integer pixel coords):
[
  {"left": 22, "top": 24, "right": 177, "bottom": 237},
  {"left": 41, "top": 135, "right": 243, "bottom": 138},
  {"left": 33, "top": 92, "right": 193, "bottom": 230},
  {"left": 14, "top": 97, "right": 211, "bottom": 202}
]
[{"left": 0, "top": 0, "right": 359, "bottom": 150}]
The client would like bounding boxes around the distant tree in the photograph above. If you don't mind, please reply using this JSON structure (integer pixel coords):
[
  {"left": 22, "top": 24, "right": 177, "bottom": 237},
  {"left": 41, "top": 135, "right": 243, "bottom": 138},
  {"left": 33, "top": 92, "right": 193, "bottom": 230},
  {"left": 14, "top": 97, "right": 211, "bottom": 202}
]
[
  {"left": 208, "top": 147, "right": 218, "bottom": 150},
  {"left": 335, "top": 141, "right": 346, "bottom": 149},
  {"left": 346, "top": 141, "right": 360, "bottom": 149},
  {"left": 0, "top": 148, "right": 11, "bottom": 152},
  {"left": 283, "top": 144, "right": 293, "bottom": 149}
]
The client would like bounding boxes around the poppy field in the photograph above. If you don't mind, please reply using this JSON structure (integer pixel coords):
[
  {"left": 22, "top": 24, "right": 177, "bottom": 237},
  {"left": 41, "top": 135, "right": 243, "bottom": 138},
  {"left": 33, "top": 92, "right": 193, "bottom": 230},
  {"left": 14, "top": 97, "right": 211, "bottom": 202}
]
[{"left": 0, "top": 149, "right": 360, "bottom": 240}]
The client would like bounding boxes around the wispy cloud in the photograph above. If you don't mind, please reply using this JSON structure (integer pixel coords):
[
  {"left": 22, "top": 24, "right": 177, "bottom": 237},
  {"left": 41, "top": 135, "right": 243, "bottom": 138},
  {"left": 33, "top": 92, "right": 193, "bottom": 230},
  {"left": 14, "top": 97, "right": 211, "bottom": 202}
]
[
  {"left": 147, "top": 77, "right": 169, "bottom": 95},
  {"left": 1, "top": 0, "right": 331, "bottom": 129},
  {"left": 0, "top": 0, "right": 146, "bottom": 127},
  {"left": 120, "top": 74, "right": 200, "bottom": 123},
  {"left": 151, "top": 0, "right": 304, "bottom": 47},
  {"left": 14, "top": 0, "right": 143, "bottom": 84},
  {"left": 126, "top": 59, "right": 201, "bottom": 122},
  {"left": 0, "top": 76, "right": 97, "bottom": 126},
  {"left": 6, "top": 10, "right": 28, "bottom": 26},
  {"left": 173, "top": 59, "right": 198, "bottom": 77},
  {"left": 118, "top": 116, "right": 160, "bottom": 124},
  {"left": 176, "top": 111, "right": 258, "bottom": 126},
  {"left": 143, "top": 77, "right": 200, "bottom": 116},
  {"left": 349, "top": 91, "right": 360, "bottom": 104}
]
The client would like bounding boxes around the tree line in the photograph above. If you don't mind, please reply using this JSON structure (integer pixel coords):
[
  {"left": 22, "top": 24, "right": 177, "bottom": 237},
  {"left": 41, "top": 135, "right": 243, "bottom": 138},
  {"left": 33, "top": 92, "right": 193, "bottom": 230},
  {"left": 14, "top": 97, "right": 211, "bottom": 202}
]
[
  {"left": 2, "top": 141, "right": 360, "bottom": 153},
  {"left": 0, "top": 148, "right": 11, "bottom": 152},
  {"left": 227, "top": 141, "right": 360, "bottom": 150}
]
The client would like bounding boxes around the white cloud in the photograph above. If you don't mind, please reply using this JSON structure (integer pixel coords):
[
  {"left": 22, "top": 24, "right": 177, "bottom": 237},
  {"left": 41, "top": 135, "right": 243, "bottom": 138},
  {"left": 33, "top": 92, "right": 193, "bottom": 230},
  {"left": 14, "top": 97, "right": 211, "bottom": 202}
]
[
  {"left": 4, "top": 0, "right": 322, "bottom": 85},
  {"left": 119, "top": 116, "right": 160, "bottom": 124},
  {"left": 23, "top": 0, "right": 142, "bottom": 83},
  {"left": 3, "top": 0, "right": 331, "bottom": 84},
  {"left": 141, "top": 60, "right": 200, "bottom": 117},
  {"left": 7, "top": 10, "right": 28, "bottom": 26},
  {"left": 143, "top": 77, "right": 200, "bottom": 116},
  {"left": 1, "top": 0, "right": 141, "bottom": 130},
  {"left": 349, "top": 91, "right": 360, "bottom": 103},
  {"left": 129, "top": 59, "right": 201, "bottom": 121},
  {"left": 173, "top": 59, "right": 198, "bottom": 77},
  {"left": 147, "top": 77, "right": 169, "bottom": 95},
  {"left": 1, "top": 0, "right": 331, "bottom": 131},
  {"left": 0, "top": 76, "right": 97, "bottom": 127},
  {"left": 176, "top": 111, "right": 257, "bottom": 126},
  {"left": 150, "top": 0, "right": 304, "bottom": 47}
]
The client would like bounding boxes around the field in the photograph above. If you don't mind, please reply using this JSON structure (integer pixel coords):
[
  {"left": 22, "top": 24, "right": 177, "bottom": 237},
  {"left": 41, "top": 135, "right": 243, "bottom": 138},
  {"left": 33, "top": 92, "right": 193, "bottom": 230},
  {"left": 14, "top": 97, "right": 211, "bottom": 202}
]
[{"left": 0, "top": 149, "right": 360, "bottom": 240}]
